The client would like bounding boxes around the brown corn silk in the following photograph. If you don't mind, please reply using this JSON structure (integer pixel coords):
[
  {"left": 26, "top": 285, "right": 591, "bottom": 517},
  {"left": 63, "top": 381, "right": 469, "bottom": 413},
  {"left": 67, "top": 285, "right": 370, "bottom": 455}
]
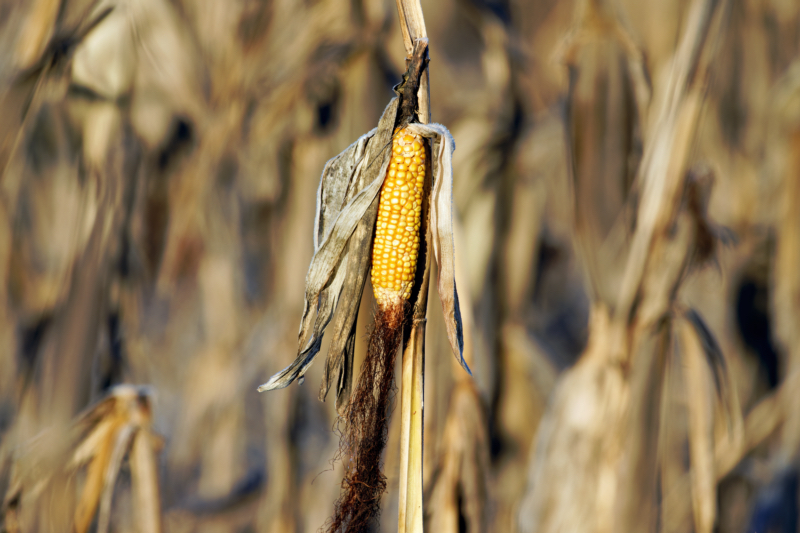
[{"left": 327, "top": 303, "right": 407, "bottom": 533}]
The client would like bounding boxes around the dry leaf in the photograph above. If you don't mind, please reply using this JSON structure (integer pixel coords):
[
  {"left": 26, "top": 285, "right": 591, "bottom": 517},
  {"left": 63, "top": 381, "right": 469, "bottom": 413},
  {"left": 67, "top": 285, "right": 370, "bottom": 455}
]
[{"left": 259, "top": 99, "right": 470, "bottom": 405}]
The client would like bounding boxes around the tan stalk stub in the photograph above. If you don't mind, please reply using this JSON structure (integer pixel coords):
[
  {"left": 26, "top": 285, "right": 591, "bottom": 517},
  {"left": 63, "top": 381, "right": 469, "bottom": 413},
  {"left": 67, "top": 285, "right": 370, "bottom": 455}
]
[
  {"left": 95, "top": 424, "right": 137, "bottom": 533},
  {"left": 130, "top": 427, "right": 163, "bottom": 533}
]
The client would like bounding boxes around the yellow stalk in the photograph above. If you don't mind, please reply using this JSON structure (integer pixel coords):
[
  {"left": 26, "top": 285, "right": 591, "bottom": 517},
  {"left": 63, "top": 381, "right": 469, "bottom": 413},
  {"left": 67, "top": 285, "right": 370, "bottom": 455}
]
[{"left": 393, "top": 1, "right": 430, "bottom": 532}]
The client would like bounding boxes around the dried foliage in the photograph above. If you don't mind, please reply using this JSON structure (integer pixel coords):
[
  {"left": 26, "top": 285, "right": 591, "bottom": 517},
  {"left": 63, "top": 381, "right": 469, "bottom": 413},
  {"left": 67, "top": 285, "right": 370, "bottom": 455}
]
[{"left": 4, "top": 386, "right": 160, "bottom": 533}]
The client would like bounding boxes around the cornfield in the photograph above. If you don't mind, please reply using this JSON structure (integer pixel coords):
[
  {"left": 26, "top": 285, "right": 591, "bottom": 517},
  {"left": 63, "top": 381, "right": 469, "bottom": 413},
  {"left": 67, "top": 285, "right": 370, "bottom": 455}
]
[{"left": 1, "top": 0, "right": 799, "bottom": 531}]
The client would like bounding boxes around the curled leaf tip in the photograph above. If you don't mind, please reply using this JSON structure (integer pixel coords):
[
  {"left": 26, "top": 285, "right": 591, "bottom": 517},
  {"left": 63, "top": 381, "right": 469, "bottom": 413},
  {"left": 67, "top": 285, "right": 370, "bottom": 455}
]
[{"left": 257, "top": 375, "right": 286, "bottom": 393}]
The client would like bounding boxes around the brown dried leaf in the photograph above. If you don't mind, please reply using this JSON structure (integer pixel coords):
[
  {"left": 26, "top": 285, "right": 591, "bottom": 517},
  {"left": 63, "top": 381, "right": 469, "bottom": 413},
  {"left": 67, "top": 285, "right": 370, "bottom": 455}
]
[
  {"left": 683, "top": 308, "right": 742, "bottom": 440},
  {"left": 95, "top": 424, "right": 136, "bottom": 533},
  {"left": 562, "top": 5, "right": 647, "bottom": 306},
  {"left": 71, "top": 386, "right": 156, "bottom": 533},
  {"left": 318, "top": 196, "right": 379, "bottom": 412},
  {"left": 258, "top": 97, "right": 399, "bottom": 392}
]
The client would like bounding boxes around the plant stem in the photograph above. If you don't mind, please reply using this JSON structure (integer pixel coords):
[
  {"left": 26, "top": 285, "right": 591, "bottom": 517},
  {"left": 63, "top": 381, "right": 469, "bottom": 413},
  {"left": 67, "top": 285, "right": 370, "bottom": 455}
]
[
  {"left": 395, "top": 0, "right": 430, "bottom": 532},
  {"left": 395, "top": 0, "right": 430, "bottom": 125},
  {"left": 398, "top": 320, "right": 426, "bottom": 533}
]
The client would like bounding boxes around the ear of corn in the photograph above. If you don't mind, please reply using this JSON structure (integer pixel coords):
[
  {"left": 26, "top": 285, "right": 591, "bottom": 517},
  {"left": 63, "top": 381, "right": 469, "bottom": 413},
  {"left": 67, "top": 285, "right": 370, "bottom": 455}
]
[{"left": 371, "top": 128, "right": 426, "bottom": 306}]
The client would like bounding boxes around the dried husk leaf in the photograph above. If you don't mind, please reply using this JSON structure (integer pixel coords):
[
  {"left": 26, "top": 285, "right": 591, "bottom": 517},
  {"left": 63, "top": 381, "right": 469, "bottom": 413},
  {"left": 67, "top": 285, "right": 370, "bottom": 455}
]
[
  {"left": 683, "top": 308, "right": 740, "bottom": 430},
  {"left": 258, "top": 97, "right": 399, "bottom": 392},
  {"left": 71, "top": 4, "right": 136, "bottom": 100},
  {"left": 406, "top": 122, "right": 469, "bottom": 373},
  {"left": 561, "top": 3, "right": 647, "bottom": 307},
  {"left": 313, "top": 95, "right": 404, "bottom": 404},
  {"left": 318, "top": 196, "right": 379, "bottom": 412}
]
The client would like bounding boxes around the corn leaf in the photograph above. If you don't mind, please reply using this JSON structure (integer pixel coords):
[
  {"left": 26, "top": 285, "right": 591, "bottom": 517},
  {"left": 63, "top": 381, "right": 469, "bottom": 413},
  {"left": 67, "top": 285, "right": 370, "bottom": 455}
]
[{"left": 259, "top": 97, "right": 399, "bottom": 392}]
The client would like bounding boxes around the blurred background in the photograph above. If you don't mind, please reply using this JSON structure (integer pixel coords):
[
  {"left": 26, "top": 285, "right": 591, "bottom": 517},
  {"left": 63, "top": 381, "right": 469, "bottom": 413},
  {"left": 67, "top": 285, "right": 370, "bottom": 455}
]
[{"left": 0, "top": 0, "right": 799, "bottom": 531}]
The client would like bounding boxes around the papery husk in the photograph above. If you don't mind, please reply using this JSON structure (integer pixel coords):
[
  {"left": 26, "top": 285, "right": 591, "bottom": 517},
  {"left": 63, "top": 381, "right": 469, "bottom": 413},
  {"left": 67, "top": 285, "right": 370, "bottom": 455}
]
[
  {"left": 406, "top": 122, "right": 469, "bottom": 373},
  {"left": 258, "top": 97, "right": 399, "bottom": 397},
  {"left": 260, "top": 103, "right": 470, "bottom": 403}
]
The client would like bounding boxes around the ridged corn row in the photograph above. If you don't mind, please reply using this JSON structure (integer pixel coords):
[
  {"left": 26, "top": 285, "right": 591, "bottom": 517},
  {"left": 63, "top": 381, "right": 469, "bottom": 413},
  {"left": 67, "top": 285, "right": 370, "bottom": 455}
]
[{"left": 371, "top": 128, "right": 427, "bottom": 306}]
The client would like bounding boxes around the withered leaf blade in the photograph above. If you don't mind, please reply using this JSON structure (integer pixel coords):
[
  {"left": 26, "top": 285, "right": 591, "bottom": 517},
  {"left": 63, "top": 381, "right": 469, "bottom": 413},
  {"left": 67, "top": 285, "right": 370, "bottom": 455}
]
[
  {"left": 299, "top": 259, "right": 349, "bottom": 371},
  {"left": 303, "top": 98, "right": 397, "bottom": 302},
  {"left": 259, "top": 98, "right": 399, "bottom": 392},
  {"left": 427, "top": 382, "right": 489, "bottom": 531},
  {"left": 258, "top": 134, "right": 372, "bottom": 392},
  {"left": 296, "top": 131, "right": 373, "bottom": 355},
  {"left": 95, "top": 424, "right": 137, "bottom": 533},
  {"left": 563, "top": 17, "right": 645, "bottom": 307},
  {"left": 407, "top": 122, "right": 470, "bottom": 374},
  {"left": 319, "top": 195, "right": 379, "bottom": 412},
  {"left": 318, "top": 96, "right": 400, "bottom": 407},
  {"left": 257, "top": 331, "right": 322, "bottom": 392}
]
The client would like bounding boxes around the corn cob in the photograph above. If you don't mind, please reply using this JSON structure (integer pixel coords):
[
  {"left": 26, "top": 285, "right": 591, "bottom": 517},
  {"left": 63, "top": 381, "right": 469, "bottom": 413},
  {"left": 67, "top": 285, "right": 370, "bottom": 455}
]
[{"left": 371, "top": 128, "right": 426, "bottom": 306}]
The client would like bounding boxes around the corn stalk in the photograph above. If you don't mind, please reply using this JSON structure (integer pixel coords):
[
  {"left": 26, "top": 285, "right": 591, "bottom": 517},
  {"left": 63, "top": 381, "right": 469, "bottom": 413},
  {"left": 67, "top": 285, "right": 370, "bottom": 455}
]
[
  {"left": 395, "top": 1, "right": 430, "bottom": 532},
  {"left": 519, "top": 0, "right": 730, "bottom": 531}
]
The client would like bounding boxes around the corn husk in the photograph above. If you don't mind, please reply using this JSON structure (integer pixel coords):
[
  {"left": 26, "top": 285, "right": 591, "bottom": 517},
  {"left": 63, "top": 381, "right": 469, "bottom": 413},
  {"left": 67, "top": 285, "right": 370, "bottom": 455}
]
[{"left": 258, "top": 98, "right": 469, "bottom": 411}]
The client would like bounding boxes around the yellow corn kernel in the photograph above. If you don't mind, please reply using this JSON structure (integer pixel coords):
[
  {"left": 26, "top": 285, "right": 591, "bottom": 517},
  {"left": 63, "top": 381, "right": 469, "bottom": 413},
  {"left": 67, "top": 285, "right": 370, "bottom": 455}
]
[{"left": 371, "top": 128, "right": 427, "bottom": 305}]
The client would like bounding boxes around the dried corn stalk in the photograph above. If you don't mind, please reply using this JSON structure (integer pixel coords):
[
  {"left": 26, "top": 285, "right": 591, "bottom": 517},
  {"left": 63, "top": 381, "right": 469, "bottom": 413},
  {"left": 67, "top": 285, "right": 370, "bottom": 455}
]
[
  {"left": 518, "top": 0, "right": 737, "bottom": 532},
  {"left": 4, "top": 385, "right": 162, "bottom": 533},
  {"left": 425, "top": 381, "right": 489, "bottom": 533},
  {"left": 258, "top": 37, "right": 468, "bottom": 531}
]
